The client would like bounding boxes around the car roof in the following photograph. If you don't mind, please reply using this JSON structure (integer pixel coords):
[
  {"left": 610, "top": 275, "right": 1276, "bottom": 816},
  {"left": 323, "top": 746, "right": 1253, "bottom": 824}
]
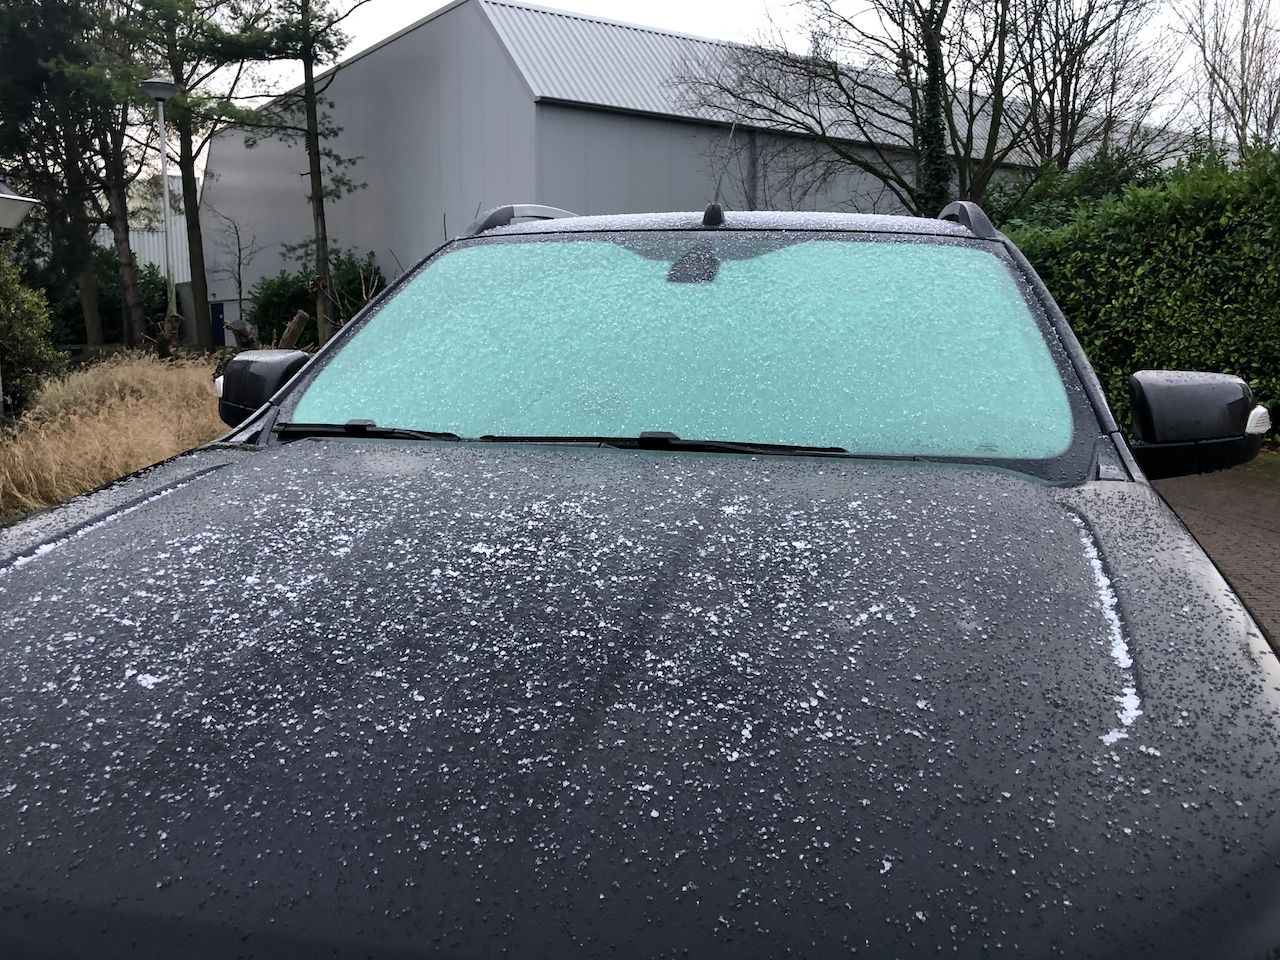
[{"left": 478, "top": 209, "right": 979, "bottom": 239}]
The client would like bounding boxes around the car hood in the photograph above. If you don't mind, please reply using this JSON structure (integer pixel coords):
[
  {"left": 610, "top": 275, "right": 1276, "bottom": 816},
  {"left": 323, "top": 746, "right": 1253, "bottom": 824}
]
[{"left": 1, "top": 439, "right": 1278, "bottom": 959}]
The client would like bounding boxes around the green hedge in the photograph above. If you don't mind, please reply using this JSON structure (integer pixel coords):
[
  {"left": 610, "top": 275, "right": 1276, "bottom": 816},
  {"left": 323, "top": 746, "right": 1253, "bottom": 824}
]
[
  {"left": 0, "top": 240, "right": 65, "bottom": 414},
  {"left": 1010, "top": 152, "right": 1280, "bottom": 435}
]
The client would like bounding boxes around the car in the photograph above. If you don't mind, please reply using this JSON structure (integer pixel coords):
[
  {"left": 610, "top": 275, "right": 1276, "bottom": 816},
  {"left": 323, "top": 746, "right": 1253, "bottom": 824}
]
[{"left": 0, "top": 200, "right": 1275, "bottom": 959}]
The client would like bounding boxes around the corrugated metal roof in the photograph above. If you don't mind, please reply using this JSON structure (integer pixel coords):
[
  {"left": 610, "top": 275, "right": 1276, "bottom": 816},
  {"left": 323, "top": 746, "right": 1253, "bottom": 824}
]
[
  {"left": 475, "top": 1, "right": 910, "bottom": 146},
  {"left": 479, "top": 0, "right": 730, "bottom": 122}
]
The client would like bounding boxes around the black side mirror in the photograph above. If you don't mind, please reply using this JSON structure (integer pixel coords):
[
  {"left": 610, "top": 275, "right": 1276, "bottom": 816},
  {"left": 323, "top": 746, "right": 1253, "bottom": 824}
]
[
  {"left": 217, "top": 349, "right": 309, "bottom": 427},
  {"left": 1128, "top": 370, "right": 1271, "bottom": 479}
]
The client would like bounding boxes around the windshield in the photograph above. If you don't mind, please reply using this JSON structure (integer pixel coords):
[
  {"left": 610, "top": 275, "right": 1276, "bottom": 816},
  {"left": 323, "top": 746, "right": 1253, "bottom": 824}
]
[{"left": 289, "top": 232, "right": 1076, "bottom": 461}]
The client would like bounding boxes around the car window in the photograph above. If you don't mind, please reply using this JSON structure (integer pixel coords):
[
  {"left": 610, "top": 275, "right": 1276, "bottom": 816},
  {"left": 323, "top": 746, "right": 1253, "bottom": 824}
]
[{"left": 290, "top": 232, "right": 1075, "bottom": 460}]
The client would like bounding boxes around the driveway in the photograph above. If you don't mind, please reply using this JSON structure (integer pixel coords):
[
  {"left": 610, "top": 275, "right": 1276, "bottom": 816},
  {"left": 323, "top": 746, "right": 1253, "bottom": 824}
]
[{"left": 1155, "top": 451, "right": 1280, "bottom": 640}]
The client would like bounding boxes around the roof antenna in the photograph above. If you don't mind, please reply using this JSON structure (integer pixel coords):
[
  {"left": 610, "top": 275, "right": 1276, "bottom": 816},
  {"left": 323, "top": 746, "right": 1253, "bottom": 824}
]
[{"left": 705, "top": 118, "right": 738, "bottom": 227}]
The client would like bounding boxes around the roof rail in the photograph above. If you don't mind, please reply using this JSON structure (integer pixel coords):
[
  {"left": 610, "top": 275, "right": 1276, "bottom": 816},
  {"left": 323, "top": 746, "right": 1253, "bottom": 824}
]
[
  {"left": 464, "top": 204, "right": 577, "bottom": 236},
  {"left": 937, "top": 201, "right": 998, "bottom": 239}
]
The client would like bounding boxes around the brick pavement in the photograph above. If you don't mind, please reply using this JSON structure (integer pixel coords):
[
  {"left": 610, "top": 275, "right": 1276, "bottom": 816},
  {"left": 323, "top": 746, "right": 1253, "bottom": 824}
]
[{"left": 1155, "top": 451, "right": 1280, "bottom": 639}]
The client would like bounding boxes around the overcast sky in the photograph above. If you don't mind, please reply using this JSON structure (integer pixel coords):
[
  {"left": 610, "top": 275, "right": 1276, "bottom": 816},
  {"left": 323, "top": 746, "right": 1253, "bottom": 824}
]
[{"left": 341, "top": 0, "right": 806, "bottom": 59}]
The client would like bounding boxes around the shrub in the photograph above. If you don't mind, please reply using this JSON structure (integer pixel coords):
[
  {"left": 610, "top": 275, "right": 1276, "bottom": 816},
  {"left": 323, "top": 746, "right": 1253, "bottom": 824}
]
[
  {"left": 245, "top": 268, "right": 314, "bottom": 347},
  {"left": 93, "top": 247, "right": 168, "bottom": 346},
  {"left": 0, "top": 241, "right": 66, "bottom": 414},
  {"left": 21, "top": 242, "right": 166, "bottom": 349},
  {"left": 0, "top": 353, "right": 223, "bottom": 523},
  {"left": 246, "top": 248, "right": 386, "bottom": 347},
  {"left": 1010, "top": 151, "right": 1280, "bottom": 433},
  {"left": 988, "top": 149, "right": 1172, "bottom": 233}
]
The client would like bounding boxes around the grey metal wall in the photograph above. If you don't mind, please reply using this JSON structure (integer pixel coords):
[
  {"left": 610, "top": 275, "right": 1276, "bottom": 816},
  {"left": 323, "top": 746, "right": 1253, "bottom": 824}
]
[
  {"left": 533, "top": 104, "right": 908, "bottom": 218},
  {"left": 201, "top": 0, "right": 537, "bottom": 322},
  {"left": 201, "top": 127, "right": 311, "bottom": 321}
]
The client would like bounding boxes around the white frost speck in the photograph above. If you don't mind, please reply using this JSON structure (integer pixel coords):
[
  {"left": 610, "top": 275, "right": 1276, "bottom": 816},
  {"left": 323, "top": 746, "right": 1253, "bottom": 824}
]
[{"left": 1116, "top": 687, "right": 1141, "bottom": 725}]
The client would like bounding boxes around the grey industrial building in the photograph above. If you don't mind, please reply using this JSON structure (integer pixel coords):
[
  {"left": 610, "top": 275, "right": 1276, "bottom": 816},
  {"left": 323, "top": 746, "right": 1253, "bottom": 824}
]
[{"left": 200, "top": 0, "right": 897, "bottom": 334}]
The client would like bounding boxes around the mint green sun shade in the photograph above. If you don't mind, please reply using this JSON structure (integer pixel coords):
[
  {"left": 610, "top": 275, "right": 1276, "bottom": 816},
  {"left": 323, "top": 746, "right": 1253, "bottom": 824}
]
[{"left": 291, "top": 236, "right": 1073, "bottom": 459}]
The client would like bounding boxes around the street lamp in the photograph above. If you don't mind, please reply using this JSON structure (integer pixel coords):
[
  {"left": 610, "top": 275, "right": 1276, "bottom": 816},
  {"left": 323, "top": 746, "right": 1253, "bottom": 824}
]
[
  {"left": 139, "top": 75, "right": 180, "bottom": 326},
  {"left": 0, "top": 182, "right": 38, "bottom": 231}
]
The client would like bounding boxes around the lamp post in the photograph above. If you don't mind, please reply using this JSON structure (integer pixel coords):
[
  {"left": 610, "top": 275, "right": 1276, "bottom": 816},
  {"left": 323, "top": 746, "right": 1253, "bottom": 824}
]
[{"left": 139, "top": 75, "right": 179, "bottom": 324}]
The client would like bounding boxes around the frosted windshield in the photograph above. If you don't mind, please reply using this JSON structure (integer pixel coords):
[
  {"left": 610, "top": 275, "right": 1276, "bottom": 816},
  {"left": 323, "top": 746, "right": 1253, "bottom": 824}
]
[{"left": 291, "top": 234, "right": 1074, "bottom": 459}]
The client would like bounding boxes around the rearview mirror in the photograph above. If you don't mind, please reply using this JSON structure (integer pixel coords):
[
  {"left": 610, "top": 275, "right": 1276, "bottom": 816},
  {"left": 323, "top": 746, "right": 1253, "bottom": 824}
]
[
  {"left": 1128, "top": 370, "right": 1270, "bottom": 479},
  {"left": 218, "top": 349, "right": 309, "bottom": 427}
]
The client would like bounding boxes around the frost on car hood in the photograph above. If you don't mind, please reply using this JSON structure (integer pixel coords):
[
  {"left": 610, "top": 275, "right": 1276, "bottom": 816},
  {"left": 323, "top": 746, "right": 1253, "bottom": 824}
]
[{"left": 0, "top": 440, "right": 1278, "bottom": 959}]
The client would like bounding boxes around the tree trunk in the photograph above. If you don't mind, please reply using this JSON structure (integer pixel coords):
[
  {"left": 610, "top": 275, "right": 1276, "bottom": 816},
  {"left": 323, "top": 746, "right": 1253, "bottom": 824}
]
[
  {"left": 58, "top": 208, "right": 104, "bottom": 349},
  {"left": 77, "top": 262, "right": 104, "bottom": 348},
  {"left": 278, "top": 309, "right": 309, "bottom": 349},
  {"left": 915, "top": 4, "right": 953, "bottom": 216},
  {"left": 58, "top": 135, "right": 103, "bottom": 348},
  {"left": 302, "top": 0, "right": 335, "bottom": 344},
  {"left": 104, "top": 178, "right": 147, "bottom": 349},
  {"left": 175, "top": 107, "right": 213, "bottom": 351}
]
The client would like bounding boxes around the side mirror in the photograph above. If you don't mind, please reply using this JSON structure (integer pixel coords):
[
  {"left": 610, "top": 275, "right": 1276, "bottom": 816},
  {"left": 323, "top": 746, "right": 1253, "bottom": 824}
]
[
  {"left": 1128, "top": 370, "right": 1271, "bottom": 479},
  {"left": 218, "top": 349, "right": 309, "bottom": 427}
]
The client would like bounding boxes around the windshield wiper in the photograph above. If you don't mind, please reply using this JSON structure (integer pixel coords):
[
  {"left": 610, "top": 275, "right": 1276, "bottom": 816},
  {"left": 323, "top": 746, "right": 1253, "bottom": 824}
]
[
  {"left": 476, "top": 431, "right": 852, "bottom": 457},
  {"left": 274, "top": 420, "right": 461, "bottom": 442}
]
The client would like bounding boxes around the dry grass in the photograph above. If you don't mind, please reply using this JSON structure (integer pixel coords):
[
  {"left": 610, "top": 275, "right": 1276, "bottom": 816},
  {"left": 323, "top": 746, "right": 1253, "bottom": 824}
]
[{"left": 0, "top": 354, "right": 224, "bottom": 523}]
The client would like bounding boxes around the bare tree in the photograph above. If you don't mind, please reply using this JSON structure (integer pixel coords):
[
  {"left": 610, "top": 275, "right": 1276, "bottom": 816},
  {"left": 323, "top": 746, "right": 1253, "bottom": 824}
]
[
  {"left": 1179, "top": 0, "right": 1280, "bottom": 153},
  {"left": 205, "top": 203, "right": 265, "bottom": 320},
  {"left": 701, "top": 125, "right": 905, "bottom": 211},
  {"left": 682, "top": 0, "right": 1178, "bottom": 213},
  {"left": 683, "top": 1, "right": 985, "bottom": 213},
  {"left": 206, "top": 202, "right": 268, "bottom": 349},
  {"left": 682, "top": 0, "right": 1036, "bottom": 213},
  {"left": 942, "top": 0, "right": 1021, "bottom": 201},
  {"left": 1013, "top": 0, "right": 1177, "bottom": 169}
]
